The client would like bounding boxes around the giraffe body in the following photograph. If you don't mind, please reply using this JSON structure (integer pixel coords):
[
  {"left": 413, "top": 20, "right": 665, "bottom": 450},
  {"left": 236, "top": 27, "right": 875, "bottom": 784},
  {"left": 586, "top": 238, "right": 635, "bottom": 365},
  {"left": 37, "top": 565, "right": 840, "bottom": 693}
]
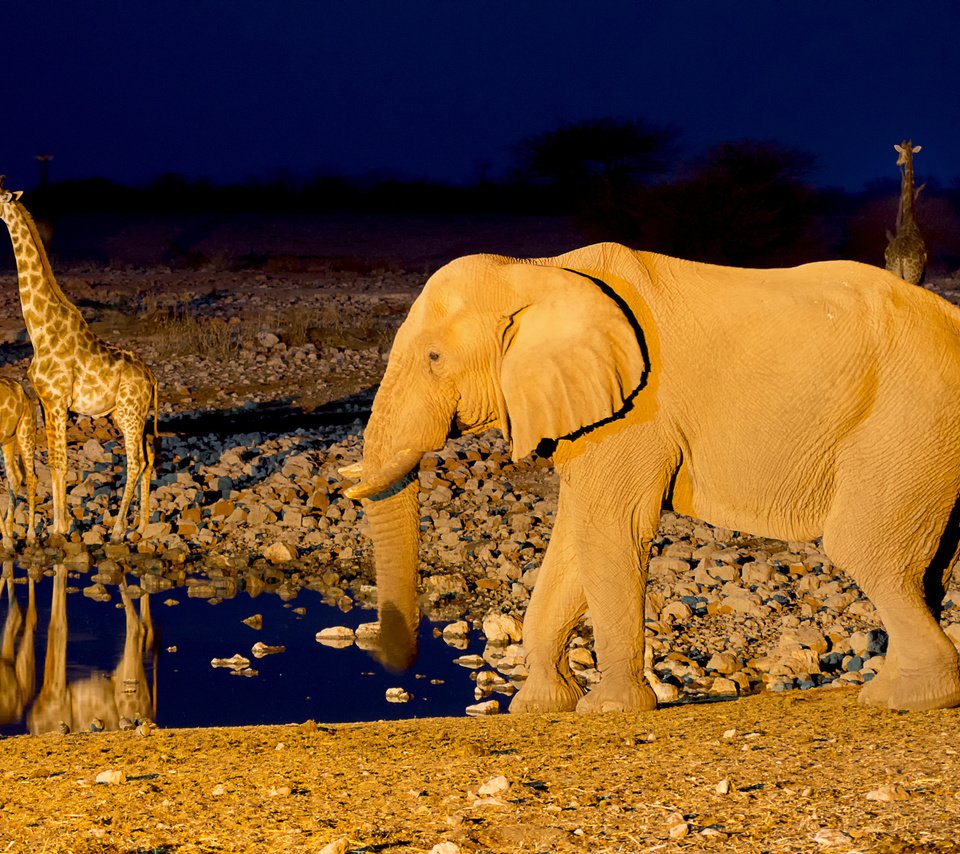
[
  {"left": 0, "top": 378, "right": 36, "bottom": 548},
  {"left": 0, "top": 179, "right": 157, "bottom": 541},
  {"left": 884, "top": 140, "right": 927, "bottom": 285}
]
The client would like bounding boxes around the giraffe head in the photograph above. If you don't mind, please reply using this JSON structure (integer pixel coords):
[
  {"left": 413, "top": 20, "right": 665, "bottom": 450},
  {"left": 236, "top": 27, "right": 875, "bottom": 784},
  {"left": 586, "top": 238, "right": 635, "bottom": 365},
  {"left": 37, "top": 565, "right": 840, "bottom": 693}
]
[
  {"left": 894, "top": 140, "right": 921, "bottom": 167},
  {"left": 0, "top": 176, "right": 24, "bottom": 220}
]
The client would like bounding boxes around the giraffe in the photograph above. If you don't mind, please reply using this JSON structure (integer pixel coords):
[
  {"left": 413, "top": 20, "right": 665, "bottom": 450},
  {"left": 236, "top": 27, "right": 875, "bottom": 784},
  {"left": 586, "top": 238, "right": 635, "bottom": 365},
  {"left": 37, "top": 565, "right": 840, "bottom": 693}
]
[
  {"left": 0, "top": 378, "right": 37, "bottom": 549},
  {"left": 884, "top": 139, "right": 927, "bottom": 284},
  {"left": 0, "top": 177, "right": 158, "bottom": 541}
]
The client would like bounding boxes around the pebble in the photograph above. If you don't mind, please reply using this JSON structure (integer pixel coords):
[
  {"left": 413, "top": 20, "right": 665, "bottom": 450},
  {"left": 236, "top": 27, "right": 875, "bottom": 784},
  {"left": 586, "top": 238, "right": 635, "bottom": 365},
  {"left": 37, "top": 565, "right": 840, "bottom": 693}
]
[
  {"left": 211, "top": 654, "right": 251, "bottom": 670},
  {"left": 318, "top": 841, "right": 348, "bottom": 854},
  {"left": 251, "top": 641, "right": 286, "bottom": 658},
  {"left": 465, "top": 699, "right": 499, "bottom": 716},
  {"left": 477, "top": 775, "right": 510, "bottom": 796},
  {"left": 865, "top": 783, "right": 910, "bottom": 802},
  {"left": 428, "top": 844, "right": 461, "bottom": 854},
  {"left": 385, "top": 687, "right": 411, "bottom": 703},
  {"left": 95, "top": 770, "right": 126, "bottom": 785}
]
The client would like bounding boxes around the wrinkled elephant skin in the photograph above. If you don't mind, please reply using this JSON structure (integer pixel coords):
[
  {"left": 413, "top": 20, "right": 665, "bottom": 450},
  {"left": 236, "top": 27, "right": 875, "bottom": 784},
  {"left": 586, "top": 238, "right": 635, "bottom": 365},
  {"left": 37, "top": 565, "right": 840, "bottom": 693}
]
[{"left": 342, "top": 242, "right": 960, "bottom": 714}]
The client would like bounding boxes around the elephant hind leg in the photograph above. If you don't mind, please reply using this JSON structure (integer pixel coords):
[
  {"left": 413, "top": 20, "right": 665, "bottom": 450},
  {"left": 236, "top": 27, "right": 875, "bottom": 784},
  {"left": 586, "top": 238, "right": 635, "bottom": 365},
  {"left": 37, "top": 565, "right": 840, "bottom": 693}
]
[{"left": 823, "top": 495, "right": 960, "bottom": 712}]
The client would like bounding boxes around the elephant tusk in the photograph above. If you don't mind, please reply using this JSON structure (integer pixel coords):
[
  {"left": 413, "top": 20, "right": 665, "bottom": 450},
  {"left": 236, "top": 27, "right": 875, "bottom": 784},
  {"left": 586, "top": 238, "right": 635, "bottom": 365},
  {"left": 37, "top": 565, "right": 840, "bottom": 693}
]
[
  {"left": 338, "top": 462, "right": 364, "bottom": 479},
  {"left": 342, "top": 448, "right": 424, "bottom": 500}
]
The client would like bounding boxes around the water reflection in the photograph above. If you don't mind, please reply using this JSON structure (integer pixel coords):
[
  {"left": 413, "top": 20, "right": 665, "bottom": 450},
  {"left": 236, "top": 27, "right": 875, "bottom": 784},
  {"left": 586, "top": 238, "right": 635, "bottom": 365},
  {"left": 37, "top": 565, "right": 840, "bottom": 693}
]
[
  {"left": 0, "top": 562, "right": 486, "bottom": 734},
  {"left": 28, "top": 565, "right": 155, "bottom": 735},
  {"left": 0, "top": 564, "right": 35, "bottom": 726}
]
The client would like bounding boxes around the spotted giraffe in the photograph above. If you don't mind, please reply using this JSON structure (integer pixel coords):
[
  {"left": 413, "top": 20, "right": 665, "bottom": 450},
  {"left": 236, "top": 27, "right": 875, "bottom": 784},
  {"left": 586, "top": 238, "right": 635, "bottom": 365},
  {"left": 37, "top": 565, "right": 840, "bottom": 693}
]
[
  {"left": 0, "top": 378, "right": 37, "bottom": 549},
  {"left": 0, "top": 177, "right": 158, "bottom": 540},
  {"left": 884, "top": 140, "right": 927, "bottom": 284}
]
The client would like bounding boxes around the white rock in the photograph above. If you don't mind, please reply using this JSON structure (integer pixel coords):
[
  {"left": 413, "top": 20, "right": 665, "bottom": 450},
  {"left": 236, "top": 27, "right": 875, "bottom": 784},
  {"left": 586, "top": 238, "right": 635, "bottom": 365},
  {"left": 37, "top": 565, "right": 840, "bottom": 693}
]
[
  {"left": 812, "top": 828, "right": 853, "bottom": 847},
  {"left": 453, "top": 654, "right": 486, "bottom": 669},
  {"left": 319, "top": 840, "right": 348, "bottom": 854},
  {"left": 428, "top": 844, "right": 461, "bottom": 854},
  {"left": 263, "top": 541, "right": 298, "bottom": 563},
  {"left": 251, "top": 642, "right": 285, "bottom": 658},
  {"left": 715, "top": 778, "right": 730, "bottom": 794},
  {"left": 706, "top": 651, "right": 739, "bottom": 674},
  {"left": 315, "top": 626, "right": 355, "bottom": 648},
  {"left": 95, "top": 769, "right": 126, "bottom": 785},
  {"left": 482, "top": 612, "right": 523, "bottom": 645},
  {"left": 442, "top": 620, "right": 469, "bottom": 641},
  {"left": 477, "top": 775, "right": 510, "bottom": 796},
  {"left": 465, "top": 699, "right": 500, "bottom": 716},
  {"left": 386, "top": 687, "right": 411, "bottom": 703},
  {"left": 211, "top": 654, "right": 251, "bottom": 670},
  {"left": 865, "top": 783, "right": 909, "bottom": 802}
]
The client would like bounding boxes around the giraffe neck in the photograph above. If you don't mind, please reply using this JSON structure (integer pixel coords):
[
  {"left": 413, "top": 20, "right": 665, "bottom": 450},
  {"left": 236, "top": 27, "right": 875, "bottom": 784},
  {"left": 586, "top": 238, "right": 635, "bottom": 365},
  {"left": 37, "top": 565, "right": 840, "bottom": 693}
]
[
  {"left": 898, "top": 155, "right": 917, "bottom": 230},
  {"left": 2, "top": 201, "right": 80, "bottom": 340}
]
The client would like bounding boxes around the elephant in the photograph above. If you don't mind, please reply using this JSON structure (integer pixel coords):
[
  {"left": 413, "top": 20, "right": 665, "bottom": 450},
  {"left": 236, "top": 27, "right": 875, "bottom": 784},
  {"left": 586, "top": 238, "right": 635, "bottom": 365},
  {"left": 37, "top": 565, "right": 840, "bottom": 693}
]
[{"left": 340, "top": 241, "right": 960, "bottom": 713}]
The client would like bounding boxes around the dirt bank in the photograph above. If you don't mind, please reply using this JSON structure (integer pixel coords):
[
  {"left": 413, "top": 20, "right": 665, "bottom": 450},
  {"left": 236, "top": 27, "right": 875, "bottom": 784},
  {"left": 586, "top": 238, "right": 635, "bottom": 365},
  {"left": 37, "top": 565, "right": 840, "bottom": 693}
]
[{"left": 1, "top": 687, "right": 959, "bottom": 853}]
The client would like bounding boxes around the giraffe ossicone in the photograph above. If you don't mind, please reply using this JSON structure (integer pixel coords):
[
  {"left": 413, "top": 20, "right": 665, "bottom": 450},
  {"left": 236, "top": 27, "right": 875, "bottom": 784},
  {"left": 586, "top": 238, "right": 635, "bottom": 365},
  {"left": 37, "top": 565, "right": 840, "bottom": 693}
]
[{"left": 0, "top": 176, "right": 158, "bottom": 542}]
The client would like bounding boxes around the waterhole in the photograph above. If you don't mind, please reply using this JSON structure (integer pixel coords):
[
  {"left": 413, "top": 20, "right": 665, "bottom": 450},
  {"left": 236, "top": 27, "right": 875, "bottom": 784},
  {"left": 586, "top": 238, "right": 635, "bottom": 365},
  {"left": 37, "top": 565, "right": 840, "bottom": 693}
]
[{"left": 0, "top": 565, "right": 490, "bottom": 736}]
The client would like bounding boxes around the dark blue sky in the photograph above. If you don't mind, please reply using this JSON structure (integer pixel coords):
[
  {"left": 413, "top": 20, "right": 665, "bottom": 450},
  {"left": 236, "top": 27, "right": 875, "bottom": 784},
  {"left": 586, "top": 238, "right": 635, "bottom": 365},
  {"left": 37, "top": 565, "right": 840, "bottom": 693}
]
[{"left": 8, "top": 1, "right": 960, "bottom": 191}]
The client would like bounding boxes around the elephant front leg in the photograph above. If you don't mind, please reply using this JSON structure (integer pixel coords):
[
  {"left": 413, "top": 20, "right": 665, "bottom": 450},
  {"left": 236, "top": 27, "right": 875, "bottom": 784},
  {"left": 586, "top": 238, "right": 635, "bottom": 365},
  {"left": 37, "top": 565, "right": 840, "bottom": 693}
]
[
  {"left": 575, "top": 525, "right": 659, "bottom": 714},
  {"left": 565, "top": 445, "right": 674, "bottom": 713},
  {"left": 510, "top": 498, "right": 587, "bottom": 714}
]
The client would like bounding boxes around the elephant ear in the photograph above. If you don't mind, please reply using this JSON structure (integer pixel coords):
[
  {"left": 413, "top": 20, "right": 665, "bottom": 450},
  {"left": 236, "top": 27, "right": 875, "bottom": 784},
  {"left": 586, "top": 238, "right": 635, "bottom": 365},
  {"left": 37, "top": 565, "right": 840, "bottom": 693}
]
[{"left": 497, "top": 264, "right": 647, "bottom": 461}]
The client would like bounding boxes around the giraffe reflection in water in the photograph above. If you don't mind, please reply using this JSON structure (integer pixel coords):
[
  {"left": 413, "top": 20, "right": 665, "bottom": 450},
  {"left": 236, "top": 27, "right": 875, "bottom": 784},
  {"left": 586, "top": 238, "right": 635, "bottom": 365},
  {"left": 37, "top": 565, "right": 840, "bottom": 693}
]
[
  {"left": 25, "top": 565, "right": 156, "bottom": 734},
  {"left": 0, "top": 563, "right": 36, "bottom": 726}
]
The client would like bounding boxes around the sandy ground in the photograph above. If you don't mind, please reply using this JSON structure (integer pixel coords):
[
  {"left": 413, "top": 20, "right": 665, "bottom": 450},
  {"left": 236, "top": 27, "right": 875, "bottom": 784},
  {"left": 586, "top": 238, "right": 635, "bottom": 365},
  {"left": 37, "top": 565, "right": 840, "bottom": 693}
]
[{"left": 1, "top": 687, "right": 959, "bottom": 853}]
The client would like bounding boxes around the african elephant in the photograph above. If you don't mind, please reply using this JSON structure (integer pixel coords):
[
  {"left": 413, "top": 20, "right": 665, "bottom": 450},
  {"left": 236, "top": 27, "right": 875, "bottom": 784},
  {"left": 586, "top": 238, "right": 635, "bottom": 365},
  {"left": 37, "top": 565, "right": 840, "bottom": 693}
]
[{"left": 341, "top": 242, "right": 960, "bottom": 713}]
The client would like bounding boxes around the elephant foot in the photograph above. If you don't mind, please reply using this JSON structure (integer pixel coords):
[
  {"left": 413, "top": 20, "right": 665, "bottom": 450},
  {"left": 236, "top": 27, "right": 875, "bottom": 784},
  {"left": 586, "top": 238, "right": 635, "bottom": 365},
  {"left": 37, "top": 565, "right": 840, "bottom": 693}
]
[
  {"left": 576, "top": 677, "right": 657, "bottom": 714},
  {"left": 858, "top": 667, "right": 960, "bottom": 711},
  {"left": 510, "top": 671, "right": 584, "bottom": 714}
]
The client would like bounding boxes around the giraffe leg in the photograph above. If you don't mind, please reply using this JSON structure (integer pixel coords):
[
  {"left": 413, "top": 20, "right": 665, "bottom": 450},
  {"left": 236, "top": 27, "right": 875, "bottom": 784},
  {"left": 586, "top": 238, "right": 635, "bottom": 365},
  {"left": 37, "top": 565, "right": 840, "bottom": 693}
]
[
  {"left": 0, "top": 440, "right": 16, "bottom": 548},
  {"left": 41, "top": 400, "right": 70, "bottom": 536},
  {"left": 15, "top": 403, "right": 37, "bottom": 544},
  {"left": 111, "top": 388, "right": 150, "bottom": 541}
]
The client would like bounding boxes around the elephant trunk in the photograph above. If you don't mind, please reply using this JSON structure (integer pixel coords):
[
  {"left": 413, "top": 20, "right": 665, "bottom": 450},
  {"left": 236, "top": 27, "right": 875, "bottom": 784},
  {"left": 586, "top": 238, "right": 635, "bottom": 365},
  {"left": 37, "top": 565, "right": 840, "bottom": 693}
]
[{"left": 361, "top": 473, "right": 422, "bottom": 671}]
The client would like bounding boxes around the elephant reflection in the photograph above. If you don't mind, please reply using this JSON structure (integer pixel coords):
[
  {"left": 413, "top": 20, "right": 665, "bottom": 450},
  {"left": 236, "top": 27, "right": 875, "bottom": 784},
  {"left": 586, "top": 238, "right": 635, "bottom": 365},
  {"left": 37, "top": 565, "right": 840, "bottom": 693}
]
[
  {"left": 0, "top": 562, "right": 36, "bottom": 725},
  {"left": 28, "top": 564, "right": 156, "bottom": 734}
]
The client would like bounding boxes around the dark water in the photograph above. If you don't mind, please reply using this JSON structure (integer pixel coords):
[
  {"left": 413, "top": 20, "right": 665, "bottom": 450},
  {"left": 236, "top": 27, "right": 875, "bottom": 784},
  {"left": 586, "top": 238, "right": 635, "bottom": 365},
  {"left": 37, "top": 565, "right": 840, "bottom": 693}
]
[{"left": 0, "top": 565, "right": 486, "bottom": 736}]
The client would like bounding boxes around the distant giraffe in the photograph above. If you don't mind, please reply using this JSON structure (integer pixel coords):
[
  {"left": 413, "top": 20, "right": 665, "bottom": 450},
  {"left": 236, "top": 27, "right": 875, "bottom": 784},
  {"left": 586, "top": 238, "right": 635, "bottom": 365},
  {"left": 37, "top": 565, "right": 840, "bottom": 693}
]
[
  {"left": 0, "top": 177, "right": 158, "bottom": 541},
  {"left": 884, "top": 140, "right": 927, "bottom": 284},
  {"left": 0, "top": 378, "right": 37, "bottom": 549}
]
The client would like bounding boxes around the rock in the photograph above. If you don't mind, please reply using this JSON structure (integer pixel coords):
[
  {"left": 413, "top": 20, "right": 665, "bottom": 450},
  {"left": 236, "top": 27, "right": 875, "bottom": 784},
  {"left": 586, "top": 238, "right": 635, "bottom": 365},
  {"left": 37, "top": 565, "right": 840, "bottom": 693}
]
[
  {"left": 482, "top": 612, "right": 523, "bottom": 644},
  {"left": 477, "top": 775, "right": 510, "bottom": 796},
  {"left": 865, "top": 783, "right": 910, "bottom": 802},
  {"left": 385, "top": 687, "right": 411, "bottom": 703},
  {"left": 661, "top": 601, "right": 693, "bottom": 622},
  {"left": 211, "top": 654, "right": 251, "bottom": 670},
  {"left": 710, "top": 677, "right": 739, "bottom": 695},
  {"left": 706, "top": 651, "right": 739, "bottom": 675},
  {"left": 242, "top": 614, "right": 263, "bottom": 630},
  {"left": 318, "top": 838, "right": 349, "bottom": 854},
  {"left": 251, "top": 642, "right": 285, "bottom": 658},
  {"left": 465, "top": 699, "right": 499, "bottom": 716},
  {"left": 453, "top": 654, "right": 486, "bottom": 669},
  {"left": 316, "top": 626, "right": 355, "bottom": 648},
  {"left": 95, "top": 770, "right": 126, "bottom": 785},
  {"left": 442, "top": 620, "right": 469, "bottom": 646},
  {"left": 715, "top": 778, "right": 730, "bottom": 794},
  {"left": 263, "top": 541, "right": 298, "bottom": 563},
  {"left": 428, "top": 844, "right": 461, "bottom": 854},
  {"left": 812, "top": 828, "right": 853, "bottom": 847}
]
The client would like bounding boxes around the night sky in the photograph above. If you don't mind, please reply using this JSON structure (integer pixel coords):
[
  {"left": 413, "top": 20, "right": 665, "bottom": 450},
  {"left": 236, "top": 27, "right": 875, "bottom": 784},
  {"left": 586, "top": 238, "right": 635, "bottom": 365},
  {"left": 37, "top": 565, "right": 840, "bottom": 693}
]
[{"left": 7, "top": 1, "right": 960, "bottom": 191}]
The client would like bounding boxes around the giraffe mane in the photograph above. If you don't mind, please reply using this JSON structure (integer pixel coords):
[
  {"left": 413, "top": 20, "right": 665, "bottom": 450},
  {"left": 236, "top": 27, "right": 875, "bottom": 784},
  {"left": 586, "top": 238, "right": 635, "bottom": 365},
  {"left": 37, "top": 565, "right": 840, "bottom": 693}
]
[{"left": 14, "top": 200, "right": 76, "bottom": 310}]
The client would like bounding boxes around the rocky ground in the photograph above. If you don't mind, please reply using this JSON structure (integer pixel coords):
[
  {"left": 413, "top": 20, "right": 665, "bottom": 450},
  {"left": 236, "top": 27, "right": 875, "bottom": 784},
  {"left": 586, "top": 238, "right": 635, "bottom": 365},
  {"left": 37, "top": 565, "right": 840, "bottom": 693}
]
[{"left": 1, "top": 258, "right": 960, "bottom": 850}]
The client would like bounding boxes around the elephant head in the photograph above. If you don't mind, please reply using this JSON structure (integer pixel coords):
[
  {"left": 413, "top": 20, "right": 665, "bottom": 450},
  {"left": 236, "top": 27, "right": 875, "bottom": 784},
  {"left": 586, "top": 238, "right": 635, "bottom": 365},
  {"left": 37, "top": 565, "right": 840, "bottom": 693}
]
[{"left": 341, "top": 253, "right": 648, "bottom": 669}]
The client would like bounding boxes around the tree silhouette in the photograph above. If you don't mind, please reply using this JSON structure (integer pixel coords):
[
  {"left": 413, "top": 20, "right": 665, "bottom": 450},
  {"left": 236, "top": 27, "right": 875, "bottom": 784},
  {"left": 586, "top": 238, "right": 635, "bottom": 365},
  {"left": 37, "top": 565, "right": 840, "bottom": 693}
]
[
  {"left": 631, "top": 141, "right": 825, "bottom": 266},
  {"left": 513, "top": 118, "right": 675, "bottom": 217}
]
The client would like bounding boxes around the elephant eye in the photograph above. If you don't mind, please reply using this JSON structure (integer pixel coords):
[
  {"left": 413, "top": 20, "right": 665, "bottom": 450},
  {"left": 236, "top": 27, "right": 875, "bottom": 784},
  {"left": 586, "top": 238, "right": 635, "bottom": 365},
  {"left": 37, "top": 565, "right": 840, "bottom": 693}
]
[{"left": 428, "top": 350, "right": 441, "bottom": 362}]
